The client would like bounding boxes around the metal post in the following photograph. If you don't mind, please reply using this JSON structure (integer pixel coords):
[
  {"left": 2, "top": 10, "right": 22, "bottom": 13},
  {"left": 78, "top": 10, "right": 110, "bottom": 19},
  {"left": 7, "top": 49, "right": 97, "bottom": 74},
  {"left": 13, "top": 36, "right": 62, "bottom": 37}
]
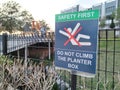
[
  {"left": 71, "top": 73, "right": 77, "bottom": 90},
  {"left": 48, "top": 40, "right": 51, "bottom": 60},
  {"left": 2, "top": 33, "right": 7, "bottom": 55},
  {"left": 17, "top": 50, "right": 20, "bottom": 60},
  {"left": 25, "top": 46, "right": 27, "bottom": 69}
]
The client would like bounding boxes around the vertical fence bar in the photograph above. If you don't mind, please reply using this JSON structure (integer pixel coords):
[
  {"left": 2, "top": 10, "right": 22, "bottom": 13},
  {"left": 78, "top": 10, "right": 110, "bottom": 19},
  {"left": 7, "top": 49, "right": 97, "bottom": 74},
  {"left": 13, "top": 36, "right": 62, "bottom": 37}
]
[
  {"left": 59, "top": 70, "right": 61, "bottom": 90},
  {"left": 71, "top": 73, "right": 77, "bottom": 90},
  {"left": 14, "top": 34, "right": 16, "bottom": 52},
  {"left": 25, "top": 45, "right": 28, "bottom": 70},
  {"left": 12, "top": 34, "right": 14, "bottom": 51},
  {"left": 0, "top": 35, "right": 2, "bottom": 55},
  {"left": 64, "top": 70, "right": 66, "bottom": 83},
  {"left": 105, "top": 30, "right": 108, "bottom": 83},
  {"left": 97, "top": 30, "right": 101, "bottom": 90},
  {"left": 79, "top": 76, "right": 81, "bottom": 89},
  {"left": 68, "top": 71, "right": 71, "bottom": 89},
  {"left": 7, "top": 34, "right": 9, "bottom": 52},
  {"left": 48, "top": 39, "right": 51, "bottom": 60},
  {"left": 17, "top": 50, "right": 20, "bottom": 60},
  {"left": 91, "top": 78, "right": 93, "bottom": 90},
  {"left": 112, "top": 29, "right": 116, "bottom": 89},
  {"left": 2, "top": 33, "right": 8, "bottom": 55}
]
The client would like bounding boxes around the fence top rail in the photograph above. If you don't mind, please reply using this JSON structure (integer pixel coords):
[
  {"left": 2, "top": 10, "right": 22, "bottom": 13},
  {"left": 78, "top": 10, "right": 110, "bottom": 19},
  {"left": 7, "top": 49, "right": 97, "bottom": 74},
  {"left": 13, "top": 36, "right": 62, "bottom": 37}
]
[{"left": 99, "top": 28, "right": 120, "bottom": 31}]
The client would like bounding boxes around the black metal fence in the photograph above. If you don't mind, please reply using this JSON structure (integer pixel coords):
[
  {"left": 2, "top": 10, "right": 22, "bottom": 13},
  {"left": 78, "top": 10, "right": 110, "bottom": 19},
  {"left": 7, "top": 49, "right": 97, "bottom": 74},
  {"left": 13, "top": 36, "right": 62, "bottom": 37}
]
[
  {"left": 56, "top": 28, "right": 120, "bottom": 90},
  {"left": 0, "top": 28, "right": 120, "bottom": 90}
]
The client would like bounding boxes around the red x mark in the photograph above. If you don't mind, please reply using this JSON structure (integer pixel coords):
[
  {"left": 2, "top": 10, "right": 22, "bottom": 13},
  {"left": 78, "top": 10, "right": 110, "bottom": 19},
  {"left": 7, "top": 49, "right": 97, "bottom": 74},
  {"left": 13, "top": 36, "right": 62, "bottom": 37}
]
[{"left": 64, "top": 26, "right": 82, "bottom": 46}]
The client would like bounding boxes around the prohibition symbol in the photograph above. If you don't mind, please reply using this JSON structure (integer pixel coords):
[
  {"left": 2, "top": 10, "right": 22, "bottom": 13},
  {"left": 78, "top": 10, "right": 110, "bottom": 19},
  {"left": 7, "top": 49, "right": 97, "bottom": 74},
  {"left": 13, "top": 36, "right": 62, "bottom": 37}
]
[
  {"left": 64, "top": 25, "right": 82, "bottom": 46},
  {"left": 59, "top": 23, "right": 91, "bottom": 46}
]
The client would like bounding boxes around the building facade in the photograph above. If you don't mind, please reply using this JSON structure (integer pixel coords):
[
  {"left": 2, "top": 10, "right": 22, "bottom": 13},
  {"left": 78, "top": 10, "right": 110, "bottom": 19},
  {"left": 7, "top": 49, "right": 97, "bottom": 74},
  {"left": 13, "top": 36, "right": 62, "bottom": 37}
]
[
  {"left": 118, "top": 0, "right": 120, "bottom": 6},
  {"left": 92, "top": 3, "right": 103, "bottom": 19},
  {"left": 61, "top": 5, "right": 80, "bottom": 13},
  {"left": 61, "top": 0, "right": 120, "bottom": 19},
  {"left": 104, "top": 0, "right": 117, "bottom": 18}
]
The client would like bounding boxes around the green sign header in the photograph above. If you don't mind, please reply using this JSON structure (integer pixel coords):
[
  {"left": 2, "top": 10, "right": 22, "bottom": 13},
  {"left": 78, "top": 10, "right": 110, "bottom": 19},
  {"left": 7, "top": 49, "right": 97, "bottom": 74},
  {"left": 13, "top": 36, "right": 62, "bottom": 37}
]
[{"left": 55, "top": 10, "right": 99, "bottom": 22}]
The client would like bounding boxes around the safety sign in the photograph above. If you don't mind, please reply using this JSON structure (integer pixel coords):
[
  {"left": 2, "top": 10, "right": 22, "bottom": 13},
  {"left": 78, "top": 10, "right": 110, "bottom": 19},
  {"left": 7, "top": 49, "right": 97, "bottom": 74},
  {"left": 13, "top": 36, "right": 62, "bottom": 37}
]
[{"left": 55, "top": 10, "right": 99, "bottom": 77}]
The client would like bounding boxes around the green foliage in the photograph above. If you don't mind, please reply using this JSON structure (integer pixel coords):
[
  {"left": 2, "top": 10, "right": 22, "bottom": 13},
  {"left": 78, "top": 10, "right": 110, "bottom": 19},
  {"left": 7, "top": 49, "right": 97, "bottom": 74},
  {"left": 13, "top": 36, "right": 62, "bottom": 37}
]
[
  {"left": 0, "top": 55, "right": 13, "bottom": 65},
  {"left": 42, "top": 59, "right": 54, "bottom": 66},
  {"left": 0, "top": 0, "right": 34, "bottom": 32},
  {"left": 39, "top": 20, "right": 50, "bottom": 30},
  {"left": 52, "top": 83, "right": 59, "bottom": 90},
  {"left": 115, "top": 6, "right": 120, "bottom": 26},
  {"left": 111, "top": 12, "right": 115, "bottom": 19},
  {"left": 99, "top": 17, "right": 106, "bottom": 28}
]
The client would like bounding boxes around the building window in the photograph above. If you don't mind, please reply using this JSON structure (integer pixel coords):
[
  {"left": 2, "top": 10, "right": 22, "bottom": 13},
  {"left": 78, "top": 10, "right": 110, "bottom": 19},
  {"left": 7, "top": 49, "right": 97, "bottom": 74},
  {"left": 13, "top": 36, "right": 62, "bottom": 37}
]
[
  {"left": 118, "top": 0, "right": 120, "bottom": 7},
  {"left": 105, "top": 6, "right": 115, "bottom": 14}
]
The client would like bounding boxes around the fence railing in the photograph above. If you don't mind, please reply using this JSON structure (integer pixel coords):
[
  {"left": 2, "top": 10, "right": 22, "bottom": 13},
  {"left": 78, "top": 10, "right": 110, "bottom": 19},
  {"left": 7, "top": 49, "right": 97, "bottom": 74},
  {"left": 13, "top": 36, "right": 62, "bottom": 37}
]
[{"left": 0, "top": 32, "right": 54, "bottom": 55}]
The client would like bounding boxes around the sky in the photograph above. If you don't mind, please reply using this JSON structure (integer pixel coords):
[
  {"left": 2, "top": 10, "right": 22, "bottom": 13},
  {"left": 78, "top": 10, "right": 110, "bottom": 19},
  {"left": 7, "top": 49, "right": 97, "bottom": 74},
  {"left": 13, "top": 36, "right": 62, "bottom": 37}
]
[{"left": 0, "top": 0, "right": 107, "bottom": 30}]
